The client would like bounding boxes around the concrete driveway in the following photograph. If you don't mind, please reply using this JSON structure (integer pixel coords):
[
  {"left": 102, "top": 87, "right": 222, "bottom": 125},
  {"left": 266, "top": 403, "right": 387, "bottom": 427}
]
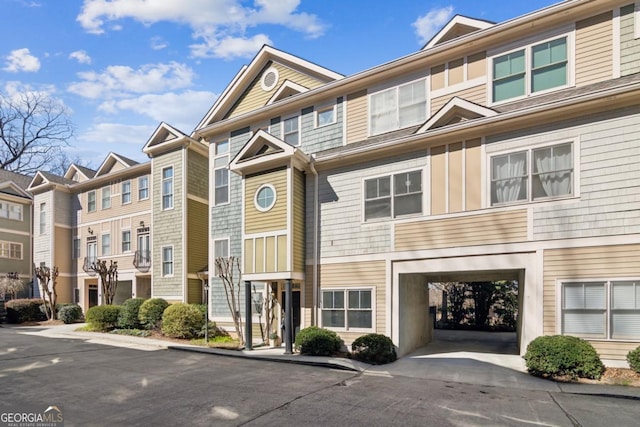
[{"left": 368, "top": 329, "right": 559, "bottom": 391}]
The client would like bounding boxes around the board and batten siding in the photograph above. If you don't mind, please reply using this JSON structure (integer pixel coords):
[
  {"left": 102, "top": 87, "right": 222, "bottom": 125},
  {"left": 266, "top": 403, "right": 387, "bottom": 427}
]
[
  {"left": 227, "top": 61, "right": 327, "bottom": 119},
  {"left": 430, "top": 84, "right": 486, "bottom": 113},
  {"left": 244, "top": 168, "right": 287, "bottom": 234},
  {"left": 620, "top": 3, "right": 640, "bottom": 77},
  {"left": 395, "top": 209, "right": 528, "bottom": 252},
  {"left": 575, "top": 11, "right": 613, "bottom": 86},
  {"left": 543, "top": 244, "right": 640, "bottom": 360},
  {"left": 318, "top": 260, "right": 386, "bottom": 340},
  {"left": 346, "top": 90, "right": 367, "bottom": 144},
  {"left": 293, "top": 169, "right": 305, "bottom": 273}
]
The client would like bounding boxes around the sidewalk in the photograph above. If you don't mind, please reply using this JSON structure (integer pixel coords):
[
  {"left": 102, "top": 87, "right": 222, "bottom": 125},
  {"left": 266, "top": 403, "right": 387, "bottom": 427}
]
[{"left": 15, "top": 322, "right": 640, "bottom": 400}]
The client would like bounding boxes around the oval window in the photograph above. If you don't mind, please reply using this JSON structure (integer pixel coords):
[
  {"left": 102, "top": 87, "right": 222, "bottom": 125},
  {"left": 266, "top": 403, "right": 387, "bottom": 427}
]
[{"left": 255, "top": 185, "right": 276, "bottom": 212}]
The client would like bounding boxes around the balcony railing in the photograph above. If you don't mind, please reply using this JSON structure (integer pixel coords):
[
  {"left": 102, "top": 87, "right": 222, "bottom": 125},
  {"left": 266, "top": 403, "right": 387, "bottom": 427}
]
[
  {"left": 133, "top": 250, "right": 151, "bottom": 272},
  {"left": 83, "top": 256, "right": 98, "bottom": 276}
]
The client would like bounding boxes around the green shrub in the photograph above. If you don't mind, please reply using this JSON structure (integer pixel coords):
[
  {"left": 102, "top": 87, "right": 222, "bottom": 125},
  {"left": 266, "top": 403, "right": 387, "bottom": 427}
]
[
  {"left": 524, "top": 335, "right": 604, "bottom": 380},
  {"left": 6, "top": 299, "right": 47, "bottom": 323},
  {"left": 351, "top": 333, "right": 397, "bottom": 365},
  {"left": 110, "top": 328, "right": 151, "bottom": 337},
  {"left": 193, "top": 304, "right": 207, "bottom": 317},
  {"left": 627, "top": 346, "right": 640, "bottom": 374},
  {"left": 138, "top": 298, "right": 169, "bottom": 330},
  {"left": 161, "top": 303, "right": 204, "bottom": 339},
  {"left": 196, "top": 321, "right": 228, "bottom": 339},
  {"left": 118, "top": 298, "right": 146, "bottom": 329},
  {"left": 85, "top": 305, "right": 121, "bottom": 331},
  {"left": 58, "top": 304, "right": 83, "bottom": 324},
  {"left": 294, "top": 326, "right": 342, "bottom": 356}
]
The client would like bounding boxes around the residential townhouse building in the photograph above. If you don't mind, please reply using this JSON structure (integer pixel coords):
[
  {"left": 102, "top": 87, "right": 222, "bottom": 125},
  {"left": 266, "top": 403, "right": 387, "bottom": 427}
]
[
  {"left": 189, "top": 0, "right": 640, "bottom": 364},
  {"left": 0, "top": 170, "right": 34, "bottom": 299}
]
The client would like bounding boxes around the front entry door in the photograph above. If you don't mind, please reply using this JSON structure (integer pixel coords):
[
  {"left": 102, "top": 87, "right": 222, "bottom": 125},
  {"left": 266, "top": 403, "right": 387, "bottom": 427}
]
[
  {"left": 281, "top": 290, "right": 301, "bottom": 343},
  {"left": 88, "top": 285, "right": 98, "bottom": 308}
]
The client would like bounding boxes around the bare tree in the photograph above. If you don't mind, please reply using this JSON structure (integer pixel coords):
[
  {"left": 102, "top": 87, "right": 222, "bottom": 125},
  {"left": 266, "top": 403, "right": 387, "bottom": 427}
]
[
  {"left": 0, "top": 91, "right": 74, "bottom": 175},
  {"left": 0, "top": 273, "right": 24, "bottom": 300},
  {"left": 35, "top": 265, "right": 59, "bottom": 320},
  {"left": 214, "top": 256, "right": 244, "bottom": 346},
  {"left": 47, "top": 152, "right": 94, "bottom": 177},
  {"left": 90, "top": 260, "right": 119, "bottom": 305}
]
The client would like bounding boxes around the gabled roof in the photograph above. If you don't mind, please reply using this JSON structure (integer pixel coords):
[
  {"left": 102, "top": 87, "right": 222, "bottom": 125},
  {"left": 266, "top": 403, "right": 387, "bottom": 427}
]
[
  {"left": 423, "top": 15, "right": 495, "bottom": 50},
  {"left": 27, "top": 170, "right": 75, "bottom": 192},
  {"left": 64, "top": 164, "right": 97, "bottom": 182},
  {"left": 266, "top": 80, "right": 309, "bottom": 106},
  {"left": 417, "top": 97, "right": 498, "bottom": 133},
  {"left": 143, "top": 122, "right": 207, "bottom": 157},
  {"left": 0, "top": 181, "right": 31, "bottom": 199},
  {"left": 229, "top": 129, "right": 310, "bottom": 175},
  {"left": 94, "top": 152, "right": 140, "bottom": 177},
  {"left": 0, "top": 169, "right": 32, "bottom": 190},
  {"left": 194, "top": 45, "right": 343, "bottom": 131}
]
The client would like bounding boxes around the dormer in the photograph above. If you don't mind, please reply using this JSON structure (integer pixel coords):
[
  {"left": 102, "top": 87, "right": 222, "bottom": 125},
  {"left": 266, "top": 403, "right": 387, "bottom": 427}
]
[
  {"left": 423, "top": 15, "right": 495, "bottom": 50},
  {"left": 94, "top": 152, "right": 140, "bottom": 177},
  {"left": 143, "top": 122, "right": 207, "bottom": 158},
  {"left": 64, "top": 164, "right": 96, "bottom": 183},
  {"left": 417, "top": 97, "right": 497, "bottom": 133}
]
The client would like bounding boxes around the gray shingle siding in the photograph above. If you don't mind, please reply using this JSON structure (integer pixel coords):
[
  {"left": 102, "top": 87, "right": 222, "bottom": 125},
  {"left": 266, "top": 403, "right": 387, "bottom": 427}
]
[{"left": 300, "top": 97, "right": 344, "bottom": 153}]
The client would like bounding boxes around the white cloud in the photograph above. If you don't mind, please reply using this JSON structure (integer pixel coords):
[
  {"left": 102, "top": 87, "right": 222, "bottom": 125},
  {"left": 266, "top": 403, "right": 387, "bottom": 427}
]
[
  {"left": 77, "top": 122, "right": 155, "bottom": 146},
  {"left": 150, "top": 36, "right": 168, "bottom": 50},
  {"left": 68, "top": 61, "right": 195, "bottom": 99},
  {"left": 3, "top": 48, "right": 41, "bottom": 73},
  {"left": 412, "top": 6, "right": 454, "bottom": 45},
  {"left": 69, "top": 50, "right": 92, "bottom": 64},
  {"left": 97, "top": 90, "right": 217, "bottom": 131},
  {"left": 77, "top": 0, "right": 325, "bottom": 59}
]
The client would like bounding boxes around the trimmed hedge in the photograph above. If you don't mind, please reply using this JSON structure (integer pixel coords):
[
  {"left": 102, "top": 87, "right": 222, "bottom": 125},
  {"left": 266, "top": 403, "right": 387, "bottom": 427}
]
[
  {"left": 161, "top": 303, "right": 204, "bottom": 339},
  {"left": 6, "top": 299, "right": 47, "bottom": 323},
  {"left": 86, "top": 305, "right": 121, "bottom": 331},
  {"left": 351, "top": 333, "right": 397, "bottom": 365},
  {"left": 58, "top": 304, "right": 83, "bottom": 324},
  {"left": 118, "top": 298, "right": 146, "bottom": 329},
  {"left": 628, "top": 346, "right": 640, "bottom": 374},
  {"left": 294, "top": 326, "right": 342, "bottom": 356},
  {"left": 524, "top": 335, "right": 604, "bottom": 380},
  {"left": 138, "top": 298, "right": 169, "bottom": 330}
]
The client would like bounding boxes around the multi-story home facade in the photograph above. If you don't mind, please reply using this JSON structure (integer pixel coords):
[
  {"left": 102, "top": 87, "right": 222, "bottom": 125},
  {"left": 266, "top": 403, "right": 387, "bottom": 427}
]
[
  {"left": 192, "top": 0, "right": 640, "bottom": 364},
  {"left": 0, "top": 170, "right": 33, "bottom": 298}
]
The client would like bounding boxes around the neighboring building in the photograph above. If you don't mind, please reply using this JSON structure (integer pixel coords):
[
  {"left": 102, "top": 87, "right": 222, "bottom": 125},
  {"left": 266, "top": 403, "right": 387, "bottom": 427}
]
[
  {"left": 189, "top": 0, "right": 640, "bottom": 364},
  {"left": 0, "top": 170, "right": 33, "bottom": 299}
]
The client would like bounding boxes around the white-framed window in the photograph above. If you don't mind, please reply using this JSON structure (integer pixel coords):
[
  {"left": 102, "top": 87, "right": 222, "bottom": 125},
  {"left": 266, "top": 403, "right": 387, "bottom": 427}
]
[
  {"left": 101, "top": 233, "right": 111, "bottom": 256},
  {"left": 162, "top": 246, "right": 173, "bottom": 276},
  {"left": 254, "top": 184, "right": 276, "bottom": 212},
  {"left": 138, "top": 175, "right": 149, "bottom": 200},
  {"left": 162, "top": 166, "right": 174, "bottom": 210},
  {"left": 101, "top": 186, "right": 111, "bottom": 209},
  {"left": 282, "top": 115, "right": 300, "bottom": 146},
  {"left": 369, "top": 78, "right": 427, "bottom": 136},
  {"left": 321, "top": 288, "right": 373, "bottom": 330},
  {"left": 213, "top": 141, "right": 229, "bottom": 206},
  {"left": 122, "top": 180, "right": 131, "bottom": 204},
  {"left": 0, "top": 202, "right": 23, "bottom": 221},
  {"left": 315, "top": 105, "right": 336, "bottom": 128},
  {"left": 364, "top": 170, "right": 422, "bottom": 222},
  {"left": 39, "top": 202, "right": 46, "bottom": 235},
  {"left": 72, "top": 237, "right": 81, "bottom": 259},
  {"left": 0, "top": 241, "right": 22, "bottom": 260},
  {"left": 87, "top": 191, "right": 96, "bottom": 212},
  {"left": 491, "top": 35, "right": 569, "bottom": 103},
  {"left": 561, "top": 280, "right": 640, "bottom": 340},
  {"left": 213, "top": 238, "right": 229, "bottom": 276},
  {"left": 490, "top": 142, "right": 573, "bottom": 205},
  {"left": 122, "top": 230, "right": 131, "bottom": 253}
]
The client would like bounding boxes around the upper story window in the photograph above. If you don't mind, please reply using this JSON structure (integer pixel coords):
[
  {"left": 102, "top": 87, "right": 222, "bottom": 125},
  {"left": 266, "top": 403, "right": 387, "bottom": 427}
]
[
  {"left": 138, "top": 176, "right": 149, "bottom": 200},
  {"left": 87, "top": 190, "right": 96, "bottom": 212},
  {"left": 122, "top": 180, "right": 131, "bottom": 204},
  {"left": 492, "top": 35, "right": 568, "bottom": 103},
  {"left": 0, "top": 241, "right": 22, "bottom": 260},
  {"left": 315, "top": 105, "right": 336, "bottom": 128},
  {"left": 213, "top": 140, "right": 229, "bottom": 206},
  {"left": 213, "top": 238, "right": 229, "bottom": 276},
  {"left": 162, "top": 166, "right": 174, "bottom": 210},
  {"left": 122, "top": 230, "right": 131, "bottom": 253},
  {"left": 0, "top": 202, "right": 23, "bottom": 221},
  {"left": 254, "top": 185, "right": 276, "bottom": 212},
  {"left": 72, "top": 237, "right": 81, "bottom": 259},
  {"left": 370, "top": 78, "right": 426, "bottom": 136},
  {"left": 364, "top": 170, "right": 422, "bottom": 222},
  {"left": 282, "top": 116, "right": 300, "bottom": 146},
  {"left": 490, "top": 142, "right": 573, "bottom": 205},
  {"left": 101, "top": 186, "right": 111, "bottom": 209},
  {"left": 162, "top": 246, "right": 173, "bottom": 276},
  {"left": 39, "top": 202, "right": 46, "bottom": 235},
  {"left": 101, "top": 233, "right": 111, "bottom": 256}
]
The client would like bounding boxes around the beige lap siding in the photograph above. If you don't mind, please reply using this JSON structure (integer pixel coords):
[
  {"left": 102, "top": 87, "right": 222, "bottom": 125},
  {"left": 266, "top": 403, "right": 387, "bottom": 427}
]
[
  {"left": 430, "top": 84, "right": 486, "bottom": 113},
  {"left": 575, "top": 11, "right": 613, "bottom": 86}
]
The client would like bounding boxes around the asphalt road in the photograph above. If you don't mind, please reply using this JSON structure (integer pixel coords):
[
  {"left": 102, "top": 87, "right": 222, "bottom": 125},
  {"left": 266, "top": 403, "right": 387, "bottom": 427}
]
[{"left": 1, "top": 326, "right": 639, "bottom": 427}]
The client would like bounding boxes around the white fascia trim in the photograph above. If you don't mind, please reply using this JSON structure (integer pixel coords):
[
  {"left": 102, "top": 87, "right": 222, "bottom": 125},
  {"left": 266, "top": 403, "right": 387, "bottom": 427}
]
[
  {"left": 613, "top": 7, "right": 621, "bottom": 79},
  {"left": 418, "top": 97, "right": 498, "bottom": 133},
  {"left": 266, "top": 80, "right": 309, "bottom": 105},
  {"left": 424, "top": 15, "right": 496, "bottom": 49}
]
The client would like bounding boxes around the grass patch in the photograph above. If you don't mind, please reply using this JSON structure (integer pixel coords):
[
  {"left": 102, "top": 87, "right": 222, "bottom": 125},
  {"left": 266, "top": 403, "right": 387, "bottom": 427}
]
[
  {"left": 190, "top": 335, "right": 241, "bottom": 349},
  {"left": 110, "top": 328, "right": 151, "bottom": 337},
  {"left": 76, "top": 324, "right": 104, "bottom": 332}
]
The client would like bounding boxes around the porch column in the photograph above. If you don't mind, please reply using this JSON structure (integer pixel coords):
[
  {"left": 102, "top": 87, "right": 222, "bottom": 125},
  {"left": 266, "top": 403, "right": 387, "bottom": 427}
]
[
  {"left": 284, "top": 278, "right": 293, "bottom": 354},
  {"left": 245, "top": 280, "right": 252, "bottom": 350}
]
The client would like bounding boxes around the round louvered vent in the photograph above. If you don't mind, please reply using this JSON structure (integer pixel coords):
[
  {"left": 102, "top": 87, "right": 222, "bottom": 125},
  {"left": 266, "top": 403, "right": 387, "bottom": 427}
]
[{"left": 260, "top": 67, "right": 279, "bottom": 91}]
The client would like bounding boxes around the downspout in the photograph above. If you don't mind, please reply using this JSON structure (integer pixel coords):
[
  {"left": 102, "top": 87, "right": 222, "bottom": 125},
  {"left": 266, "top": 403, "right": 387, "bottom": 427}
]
[{"left": 309, "top": 159, "right": 319, "bottom": 325}]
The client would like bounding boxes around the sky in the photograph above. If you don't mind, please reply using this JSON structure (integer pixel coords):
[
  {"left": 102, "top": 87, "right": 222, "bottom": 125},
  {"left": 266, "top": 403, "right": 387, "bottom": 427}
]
[{"left": 0, "top": 0, "right": 559, "bottom": 171}]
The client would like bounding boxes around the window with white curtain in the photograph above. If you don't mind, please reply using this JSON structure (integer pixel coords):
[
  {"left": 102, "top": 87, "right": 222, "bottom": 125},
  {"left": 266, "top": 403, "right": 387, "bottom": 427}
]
[
  {"left": 370, "top": 79, "right": 426, "bottom": 135},
  {"left": 562, "top": 280, "right": 640, "bottom": 340},
  {"left": 491, "top": 142, "right": 573, "bottom": 205}
]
